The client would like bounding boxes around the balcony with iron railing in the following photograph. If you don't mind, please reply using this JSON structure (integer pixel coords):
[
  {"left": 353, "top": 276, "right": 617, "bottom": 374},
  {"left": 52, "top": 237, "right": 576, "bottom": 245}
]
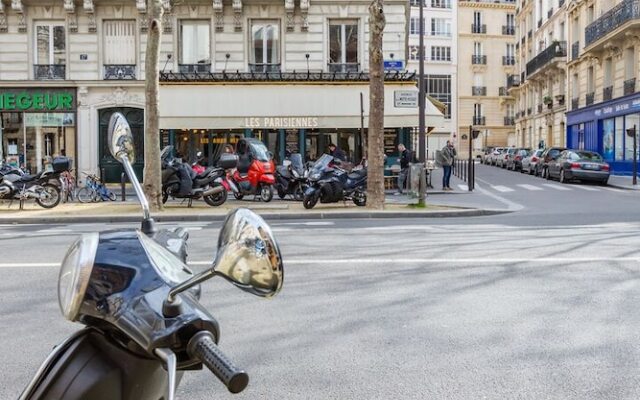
[
  {"left": 179, "top": 63, "right": 211, "bottom": 73},
  {"left": 502, "top": 25, "right": 516, "bottom": 35},
  {"left": 507, "top": 74, "right": 521, "bottom": 89},
  {"left": 504, "top": 116, "right": 515, "bottom": 126},
  {"left": 499, "top": 87, "right": 509, "bottom": 96},
  {"left": 503, "top": 56, "right": 516, "bottom": 66},
  {"left": 525, "top": 41, "right": 566, "bottom": 78},
  {"left": 572, "top": 97, "right": 579, "bottom": 110},
  {"left": 472, "top": 55, "right": 487, "bottom": 65},
  {"left": 104, "top": 65, "right": 136, "bottom": 80},
  {"left": 472, "top": 24, "right": 487, "bottom": 34},
  {"left": 328, "top": 63, "right": 360, "bottom": 73},
  {"left": 34, "top": 64, "right": 65, "bottom": 80},
  {"left": 473, "top": 116, "right": 486, "bottom": 125},
  {"left": 472, "top": 86, "right": 487, "bottom": 96},
  {"left": 625, "top": 78, "right": 637, "bottom": 95},
  {"left": 571, "top": 41, "right": 580, "bottom": 61},
  {"left": 603, "top": 86, "right": 613, "bottom": 101},
  {"left": 586, "top": 92, "right": 595, "bottom": 106},
  {"left": 585, "top": 0, "right": 640, "bottom": 48},
  {"left": 249, "top": 63, "right": 281, "bottom": 73}
]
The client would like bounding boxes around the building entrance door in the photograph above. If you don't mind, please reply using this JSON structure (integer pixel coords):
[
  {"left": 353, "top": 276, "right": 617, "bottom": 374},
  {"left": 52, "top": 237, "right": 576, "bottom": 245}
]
[{"left": 99, "top": 107, "right": 144, "bottom": 182}]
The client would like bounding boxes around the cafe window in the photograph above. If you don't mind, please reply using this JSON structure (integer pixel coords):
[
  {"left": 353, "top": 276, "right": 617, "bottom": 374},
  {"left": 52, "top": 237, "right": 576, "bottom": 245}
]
[
  {"left": 250, "top": 20, "right": 280, "bottom": 73},
  {"left": 329, "top": 20, "right": 359, "bottom": 72},
  {"left": 180, "top": 20, "right": 210, "bottom": 65}
]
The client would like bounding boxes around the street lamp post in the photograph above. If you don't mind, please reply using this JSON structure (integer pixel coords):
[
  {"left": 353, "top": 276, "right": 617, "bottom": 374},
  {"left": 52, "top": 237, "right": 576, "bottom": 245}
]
[{"left": 417, "top": 0, "right": 426, "bottom": 206}]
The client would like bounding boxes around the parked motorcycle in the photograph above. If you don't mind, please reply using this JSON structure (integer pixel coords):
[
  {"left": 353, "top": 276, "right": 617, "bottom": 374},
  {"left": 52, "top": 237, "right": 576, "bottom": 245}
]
[
  {"left": 275, "top": 153, "right": 307, "bottom": 201},
  {"left": 303, "top": 154, "right": 367, "bottom": 209},
  {"left": 20, "top": 112, "right": 284, "bottom": 400},
  {"left": 0, "top": 158, "right": 67, "bottom": 209},
  {"left": 226, "top": 138, "right": 276, "bottom": 202},
  {"left": 161, "top": 146, "right": 235, "bottom": 207}
]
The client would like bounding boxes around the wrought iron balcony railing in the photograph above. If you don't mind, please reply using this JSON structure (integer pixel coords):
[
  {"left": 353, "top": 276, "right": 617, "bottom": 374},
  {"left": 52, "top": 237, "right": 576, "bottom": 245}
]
[
  {"left": 328, "top": 63, "right": 360, "bottom": 73},
  {"left": 507, "top": 74, "right": 521, "bottom": 88},
  {"left": 603, "top": 86, "right": 613, "bottom": 101},
  {"left": 34, "top": 64, "right": 65, "bottom": 80},
  {"left": 179, "top": 63, "right": 211, "bottom": 73},
  {"left": 504, "top": 116, "right": 515, "bottom": 126},
  {"left": 472, "top": 55, "right": 487, "bottom": 65},
  {"left": 499, "top": 87, "right": 509, "bottom": 96},
  {"left": 625, "top": 78, "right": 637, "bottom": 95},
  {"left": 526, "top": 41, "right": 566, "bottom": 76},
  {"left": 472, "top": 24, "right": 487, "bottom": 34},
  {"left": 473, "top": 116, "right": 486, "bottom": 125},
  {"left": 572, "top": 97, "right": 579, "bottom": 110},
  {"left": 586, "top": 92, "right": 595, "bottom": 106},
  {"left": 571, "top": 41, "right": 580, "bottom": 61},
  {"left": 502, "top": 25, "right": 516, "bottom": 35},
  {"left": 249, "top": 63, "right": 282, "bottom": 73},
  {"left": 503, "top": 56, "right": 516, "bottom": 65},
  {"left": 585, "top": 0, "right": 640, "bottom": 47},
  {"left": 104, "top": 65, "right": 136, "bottom": 80},
  {"left": 472, "top": 86, "right": 487, "bottom": 96}
]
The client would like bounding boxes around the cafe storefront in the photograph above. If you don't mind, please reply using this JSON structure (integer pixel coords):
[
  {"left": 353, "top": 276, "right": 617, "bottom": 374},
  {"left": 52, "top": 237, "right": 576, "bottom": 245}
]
[
  {"left": 158, "top": 74, "right": 444, "bottom": 165},
  {"left": 0, "top": 88, "right": 76, "bottom": 173}
]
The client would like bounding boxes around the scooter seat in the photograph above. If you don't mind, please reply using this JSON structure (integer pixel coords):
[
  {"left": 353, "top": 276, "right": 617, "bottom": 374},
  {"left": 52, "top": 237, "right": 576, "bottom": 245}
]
[
  {"left": 195, "top": 167, "right": 213, "bottom": 179},
  {"left": 17, "top": 174, "right": 38, "bottom": 183},
  {"left": 348, "top": 170, "right": 366, "bottom": 180}
]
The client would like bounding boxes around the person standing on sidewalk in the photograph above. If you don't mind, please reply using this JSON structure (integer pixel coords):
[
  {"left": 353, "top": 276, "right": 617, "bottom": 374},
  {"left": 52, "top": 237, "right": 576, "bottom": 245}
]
[
  {"left": 395, "top": 143, "right": 412, "bottom": 195},
  {"left": 441, "top": 140, "right": 456, "bottom": 191}
]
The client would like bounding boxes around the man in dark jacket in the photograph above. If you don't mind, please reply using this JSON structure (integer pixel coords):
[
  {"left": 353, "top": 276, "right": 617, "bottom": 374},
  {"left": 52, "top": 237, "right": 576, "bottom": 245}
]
[
  {"left": 395, "top": 143, "right": 412, "bottom": 195},
  {"left": 328, "top": 143, "right": 347, "bottom": 162}
]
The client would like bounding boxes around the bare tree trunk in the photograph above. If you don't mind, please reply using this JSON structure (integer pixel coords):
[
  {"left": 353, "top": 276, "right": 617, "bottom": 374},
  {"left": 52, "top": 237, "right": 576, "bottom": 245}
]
[
  {"left": 367, "top": 0, "right": 385, "bottom": 210},
  {"left": 143, "top": 0, "right": 164, "bottom": 211}
]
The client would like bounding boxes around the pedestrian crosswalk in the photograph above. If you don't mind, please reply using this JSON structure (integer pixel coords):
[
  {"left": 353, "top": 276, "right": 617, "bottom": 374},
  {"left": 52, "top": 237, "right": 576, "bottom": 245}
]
[{"left": 471, "top": 182, "right": 631, "bottom": 194}]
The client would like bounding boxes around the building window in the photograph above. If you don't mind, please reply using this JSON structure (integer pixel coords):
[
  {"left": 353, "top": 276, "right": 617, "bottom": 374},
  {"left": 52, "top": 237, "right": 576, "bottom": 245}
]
[
  {"left": 410, "top": 17, "right": 424, "bottom": 35},
  {"left": 431, "top": 46, "right": 451, "bottom": 62},
  {"left": 425, "top": 75, "right": 451, "bottom": 119},
  {"left": 250, "top": 20, "right": 280, "bottom": 72},
  {"left": 625, "top": 47, "right": 635, "bottom": 80},
  {"left": 329, "top": 20, "right": 359, "bottom": 72},
  {"left": 179, "top": 20, "right": 210, "bottom": 73},
  {"left": 431, "top": 0, "right": 451, "bottom": 8},
  {"left": 103, "top": 20, "right": 136, "bottom": 79},
  {"left": 409, "top": 45, "right": 425, "bottom": 61},
  {"left": 431, "top": 18, "right": 451, "bottom": 37},
  {"left": 35, "top": 23, "right": 66, "bottom": 79}
]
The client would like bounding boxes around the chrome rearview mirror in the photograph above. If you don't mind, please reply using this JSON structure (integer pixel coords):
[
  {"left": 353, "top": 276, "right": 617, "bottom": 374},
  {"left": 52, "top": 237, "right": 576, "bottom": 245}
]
[
  {"left": 108, "top": 112, "right": 135, "bottom": 163},
  {"left": 213, "top": 208, "right": 284, "bottom": 297},
  {"left": 165, "top": 209, "right": 283, "bottom": 307}
]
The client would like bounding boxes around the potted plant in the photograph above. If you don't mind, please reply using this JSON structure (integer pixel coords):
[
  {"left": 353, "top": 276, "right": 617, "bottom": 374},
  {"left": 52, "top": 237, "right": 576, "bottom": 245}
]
[{"left": 543, "top": 95, "right": 553, "bottom": 108}]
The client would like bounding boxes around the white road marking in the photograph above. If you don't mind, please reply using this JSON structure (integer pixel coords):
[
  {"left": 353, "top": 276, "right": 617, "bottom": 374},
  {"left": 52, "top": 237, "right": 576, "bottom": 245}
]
[
  {"left": 517, "top": 184, "right": 543, "bottom": 191},
  {"left": 5, "top": 257, "right": 640, "bottom": 269},
  {"left": 277, "top": 222, "right": 335, "bottom": 226},
  {"left": 457, "top": 184, "right": 469, "bottom": 191},
  {"left": 491, "top": 185, "right": 515, "bottom": 193},
  {"left": 572, "top": 185, "right": 600, "bottom": 192},
  {"left": 542, "top": 184, "right": 572, "bottom": 191},
  {"left": 36, "top": 229, "right": 73, "bottom": 234}
]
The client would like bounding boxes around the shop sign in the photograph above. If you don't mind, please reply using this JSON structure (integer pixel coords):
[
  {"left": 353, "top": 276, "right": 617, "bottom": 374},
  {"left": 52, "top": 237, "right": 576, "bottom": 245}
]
[
  {"left": 384, "top": 60, "right": 405, "bottom": 71},
  {"left": 568, "top": 91, "right": 640, "bottom": 124},
  {"left": 244, "top": 117, "right": 319, "bottom": 129},
  {"left": 24, "top": 113, "right": 75, "bottom": 127},
  {"left": 0, "top": 88, "right": 76, "bottom": 112},
  {"left": 394, "top": 90, "right": 418, "bottom": 108}
]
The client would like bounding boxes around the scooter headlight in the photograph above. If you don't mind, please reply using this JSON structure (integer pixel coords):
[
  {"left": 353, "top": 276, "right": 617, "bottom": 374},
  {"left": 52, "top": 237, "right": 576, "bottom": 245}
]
[{"left": 57, "top": 233, "right": 99, "bottom": 321}]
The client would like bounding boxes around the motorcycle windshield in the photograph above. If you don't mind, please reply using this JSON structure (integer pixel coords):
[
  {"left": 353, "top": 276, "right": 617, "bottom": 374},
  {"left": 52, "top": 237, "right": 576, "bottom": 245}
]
[
  {"left": 311, "top": 154, "right": 333, "bottom": 173},
  {"left": 250, "top": 143, "right": 271, "bottom": 162},
  {"left": 290, "top": 154, "right": 304, "bottom": 173},
  {"left": 160, "top": 146, "right": 174, "bottom": 162}
]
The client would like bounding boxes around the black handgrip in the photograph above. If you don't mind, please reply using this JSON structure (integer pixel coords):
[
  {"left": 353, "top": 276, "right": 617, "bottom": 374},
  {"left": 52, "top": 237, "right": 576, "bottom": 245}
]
[{"left": 187, "top": 332, "right": 249, "bottom": 394}]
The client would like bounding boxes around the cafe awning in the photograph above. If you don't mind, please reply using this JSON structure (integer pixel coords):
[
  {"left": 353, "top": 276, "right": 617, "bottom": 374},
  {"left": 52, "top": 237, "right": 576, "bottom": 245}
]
[{"left": 159, "top": 82, "right": 444, "bottom": 130}]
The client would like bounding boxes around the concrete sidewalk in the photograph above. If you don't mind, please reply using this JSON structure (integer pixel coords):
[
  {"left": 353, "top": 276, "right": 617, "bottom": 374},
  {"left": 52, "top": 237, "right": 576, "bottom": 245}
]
[{"left": 608, "top": 175, "right": 640, "bottom": 190}]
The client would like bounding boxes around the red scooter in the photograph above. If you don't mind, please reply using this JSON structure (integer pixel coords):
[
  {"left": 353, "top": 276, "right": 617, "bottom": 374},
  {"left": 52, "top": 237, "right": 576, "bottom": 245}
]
[{"left": 226, "top": 138, "right": 276, "bottom": 202}]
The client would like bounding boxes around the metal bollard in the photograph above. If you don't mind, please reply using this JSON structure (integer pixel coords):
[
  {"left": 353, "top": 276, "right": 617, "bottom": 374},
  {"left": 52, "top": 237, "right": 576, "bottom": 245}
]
[{"left": 121, "top": 172, "right": 127, "bottom": 202}]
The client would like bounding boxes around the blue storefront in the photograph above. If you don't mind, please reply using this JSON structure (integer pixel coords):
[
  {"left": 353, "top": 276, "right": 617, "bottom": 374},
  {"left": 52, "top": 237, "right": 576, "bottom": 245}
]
[{"left": 567, "top": 92, "right": 640, "bottom": 175}]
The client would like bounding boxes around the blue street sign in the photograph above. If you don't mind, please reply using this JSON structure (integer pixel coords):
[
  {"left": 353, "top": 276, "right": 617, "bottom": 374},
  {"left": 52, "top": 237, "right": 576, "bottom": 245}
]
[{"left": 384, "top": 60, "right": 405, "bottom": 71}]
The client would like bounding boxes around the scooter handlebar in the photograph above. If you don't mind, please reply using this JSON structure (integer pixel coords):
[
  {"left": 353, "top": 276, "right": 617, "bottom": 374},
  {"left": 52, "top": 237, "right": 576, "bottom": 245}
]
[{"left": 187, "top": 332, "right": 249, "bottom": 394}]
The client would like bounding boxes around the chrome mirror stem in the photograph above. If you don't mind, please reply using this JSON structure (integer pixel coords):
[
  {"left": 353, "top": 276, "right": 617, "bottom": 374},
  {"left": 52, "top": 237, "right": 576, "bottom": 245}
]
[
  {"left": 120, "top": 154, "right": 155, "bottom": 233},
  {"left": 167, "top": 269, "right": 216, "bottom": 304},
  {"left": 154, "top": 348, "right": 177, "bottom": 400}
]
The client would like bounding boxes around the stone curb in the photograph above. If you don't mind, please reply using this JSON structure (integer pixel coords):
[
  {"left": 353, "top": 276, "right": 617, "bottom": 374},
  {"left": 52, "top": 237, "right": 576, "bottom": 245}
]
[
  {"left": 608, "top": 183, "right": 640, "bottom": 191},
  {"left": 0, "top": 208, "right": 512, "bottom": 224}
]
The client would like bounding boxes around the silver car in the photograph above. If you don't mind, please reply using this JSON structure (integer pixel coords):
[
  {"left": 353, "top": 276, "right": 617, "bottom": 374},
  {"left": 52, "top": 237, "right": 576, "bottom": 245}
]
[
  {"left": 489, "top": 147, "right": 505, "bottom": 166},
  {"left": 521, "top": 149, "right": 544, "bottom": 175}
]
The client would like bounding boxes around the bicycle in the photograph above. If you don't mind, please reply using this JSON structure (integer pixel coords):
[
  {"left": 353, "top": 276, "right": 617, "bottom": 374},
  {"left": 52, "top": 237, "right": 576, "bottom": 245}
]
[
  {"left": 59, "top": 170, "right": 77, "bottom": 203},
  {"left": 77, "top": 173, "right": 117, "bottom": 203}
]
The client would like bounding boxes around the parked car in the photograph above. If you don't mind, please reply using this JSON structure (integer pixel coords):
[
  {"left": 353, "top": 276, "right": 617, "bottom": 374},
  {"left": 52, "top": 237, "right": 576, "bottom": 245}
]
[
  {"left": 480, "top": 147, "right": 495, "bottom": 164},
  {"left": 497, "top": 147, "right": 517, "bottom": 169},
  {"left": 506, "top": 148, "right": 531, "bottom": 171},
  {"left": 538, "top": 147, "right": 567, "bottom": 178},
  {"left": 489, "top": 147, "right": 505, "bottom": 166},
  {"left": 547, "top": 150, "right": 610, "bottom": 184},
  {"left": 521, "top": 149, "right": 544, "bottom": 175}
]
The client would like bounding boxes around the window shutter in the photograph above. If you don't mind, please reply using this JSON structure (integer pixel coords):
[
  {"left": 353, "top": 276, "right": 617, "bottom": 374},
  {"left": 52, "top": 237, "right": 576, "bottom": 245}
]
[{"left": 104, "top": 20, "right": 136, "bottom": 65}]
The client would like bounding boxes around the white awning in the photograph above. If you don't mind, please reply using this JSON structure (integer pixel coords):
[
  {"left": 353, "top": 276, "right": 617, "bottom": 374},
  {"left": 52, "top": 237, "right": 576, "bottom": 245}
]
[{"left": 159, "top": 83, "right": 444, "bottom": 130}]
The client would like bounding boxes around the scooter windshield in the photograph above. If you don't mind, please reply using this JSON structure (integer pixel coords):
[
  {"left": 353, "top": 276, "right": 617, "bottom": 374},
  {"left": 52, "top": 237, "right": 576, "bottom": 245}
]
[
  {"left": 311, "top": 154, "right": 333, "bottom": 172},
  {"left": 290, "top": 154, "right": 304, "bottom": 174},
  {"left": 250, "top": 143, "right": 271, "bottom": 162}
]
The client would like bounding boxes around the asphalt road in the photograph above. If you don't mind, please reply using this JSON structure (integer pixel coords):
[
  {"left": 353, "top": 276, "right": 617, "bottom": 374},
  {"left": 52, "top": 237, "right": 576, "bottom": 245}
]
[{"left": 2, "top": 165, "right": 640, "bottom": 399}]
